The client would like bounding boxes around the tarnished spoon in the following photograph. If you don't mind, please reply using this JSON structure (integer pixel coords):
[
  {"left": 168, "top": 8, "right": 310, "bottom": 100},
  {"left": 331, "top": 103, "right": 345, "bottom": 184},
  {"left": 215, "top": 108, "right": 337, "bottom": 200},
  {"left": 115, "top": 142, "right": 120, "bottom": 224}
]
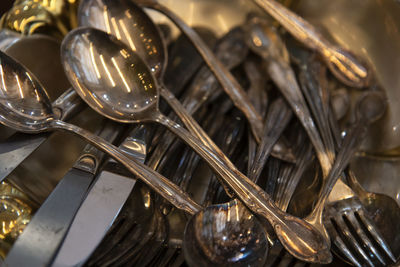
[
  {"left": 251, "top": 0, "right": 370, "bottom": 88},
  {"left": 61, "top": 27, "right": 331, "bottom": 263}
]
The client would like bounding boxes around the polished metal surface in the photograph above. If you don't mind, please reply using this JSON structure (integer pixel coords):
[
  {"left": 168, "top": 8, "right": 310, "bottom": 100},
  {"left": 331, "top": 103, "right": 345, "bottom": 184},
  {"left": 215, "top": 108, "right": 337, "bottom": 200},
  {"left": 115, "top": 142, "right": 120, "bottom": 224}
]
[
  {"left": 0, "top": 48, "right": 202, "bottom": 216},
  {"left": 0, "top": 51, "right": 54, "bottom": 133},
  {"left": 61, "top": 27, "right": 332, "bottom": 264},
  {"left": 116, "top": 0, "right": 265, "bottom": 142},
  {"left": 294, "top": 0, "right": 400, "bottom": 154},
  {"left": 0, "top": 89, "right": 85, "bottom": 183},
  {"left": 53, "top": 125, "right": 149, "bottom": 267},
  {"left": 0, "top": 0, "right": 398, "bottom": 266},
  {"left": 184, "top": 199, "right": 269, "bottom": 267},
  {"left": 0, "top": 0, "right": 79, "bottom": 39},
  {"left": 0, "top": 182, "right": 32, "bottom": 259},
  {"left": 4, "top": 120, "right": 123, "bottom": 267},
  {"left": 251, "top": 0, "right": 370, "bottom": 89},
  {"left": 79, "top": 0, "right": 167, "bottom": 80}
]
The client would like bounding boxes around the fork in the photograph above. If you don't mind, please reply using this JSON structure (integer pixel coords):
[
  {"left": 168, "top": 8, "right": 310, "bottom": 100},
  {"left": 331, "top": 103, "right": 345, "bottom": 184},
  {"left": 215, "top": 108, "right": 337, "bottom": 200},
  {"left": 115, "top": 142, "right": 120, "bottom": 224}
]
[
  {"left": 296, "top": 50, "right": 397, "bottom": 266},
  {"left": 322, "top": 92, "right": 397, "bottom": 267}
]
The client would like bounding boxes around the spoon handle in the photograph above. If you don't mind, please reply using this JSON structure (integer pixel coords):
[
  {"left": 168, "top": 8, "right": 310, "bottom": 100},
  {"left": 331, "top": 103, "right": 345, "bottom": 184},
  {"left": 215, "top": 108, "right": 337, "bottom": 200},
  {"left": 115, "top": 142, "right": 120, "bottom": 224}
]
[
  {"left": 50, "top": 119, "right": 202, "bottom": 216},
  {"left": 267, "top": 59, "right": 332, "bottom": 176},
  {"left": 142, "top": 1, "right": 264, "bottom": 142},
  {"left": 251, "top": 0, "right": 369, "bottom": 88},
  {"left": 151, "top": 112, "right": 331, "bottom": 262},
  {"left": 52, "top": 88, "right": 86, "bottom": 121}
]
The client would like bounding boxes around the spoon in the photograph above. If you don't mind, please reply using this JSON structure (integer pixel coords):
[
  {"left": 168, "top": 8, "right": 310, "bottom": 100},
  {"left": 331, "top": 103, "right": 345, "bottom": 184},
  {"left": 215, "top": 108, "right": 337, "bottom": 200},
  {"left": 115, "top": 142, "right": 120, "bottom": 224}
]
[
  {"left": 184, "top": 199, "right": 269, "bottom": 267},
  {"left": 61, "top": 27, "right": 331, "bottom": 263},
  {"left": 78, "top": 0, "right": 230, "bottom": 163},
  {"left": 0, "top": 49, "right": 201, "bottom": 214},
  {"left": 78, "top": 0, "right": 264, "bottom": 142},
  {"left": 250, "top": 0, "right": 370, "bottom": 88}
]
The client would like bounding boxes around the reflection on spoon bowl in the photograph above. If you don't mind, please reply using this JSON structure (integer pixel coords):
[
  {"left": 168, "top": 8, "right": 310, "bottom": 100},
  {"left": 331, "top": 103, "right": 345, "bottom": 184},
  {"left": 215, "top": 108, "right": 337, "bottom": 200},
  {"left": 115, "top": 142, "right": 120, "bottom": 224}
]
[{"left": 184, "top": 199, "right": 269, "bottom": 267}]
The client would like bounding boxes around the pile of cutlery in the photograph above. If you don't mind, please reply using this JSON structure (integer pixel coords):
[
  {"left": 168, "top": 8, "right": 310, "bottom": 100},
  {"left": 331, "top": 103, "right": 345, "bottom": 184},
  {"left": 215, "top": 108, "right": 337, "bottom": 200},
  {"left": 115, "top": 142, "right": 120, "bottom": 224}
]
[{"left": 0, "top": 0, "right": 398, "bottom": 266}]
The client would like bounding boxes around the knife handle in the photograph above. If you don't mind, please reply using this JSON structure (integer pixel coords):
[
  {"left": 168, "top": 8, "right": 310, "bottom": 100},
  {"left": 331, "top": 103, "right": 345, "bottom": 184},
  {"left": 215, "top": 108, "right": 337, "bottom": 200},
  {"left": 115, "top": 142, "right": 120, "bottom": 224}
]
[
  {"left": 73, "top": 120, "right": 125, "bottom": 174},
  {"left": 52, "top": 88, "right": 86, "bottom": 121}
]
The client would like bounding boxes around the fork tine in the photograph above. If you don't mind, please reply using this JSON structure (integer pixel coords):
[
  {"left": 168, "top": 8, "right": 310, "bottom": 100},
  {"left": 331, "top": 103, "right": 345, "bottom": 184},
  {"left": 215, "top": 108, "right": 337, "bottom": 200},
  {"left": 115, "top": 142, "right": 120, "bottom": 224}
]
[
  {"left": 357, "top": 208, "right": 397, "bottom": 263},
  {"left": 332, "top": 214, "right": 375, "bottom": 266},
  {"left": 324, "top": 217, "right": 363, "bottom": 267},
  {"left": 345, "top": 211, "right": 387, "bottom": 265}
]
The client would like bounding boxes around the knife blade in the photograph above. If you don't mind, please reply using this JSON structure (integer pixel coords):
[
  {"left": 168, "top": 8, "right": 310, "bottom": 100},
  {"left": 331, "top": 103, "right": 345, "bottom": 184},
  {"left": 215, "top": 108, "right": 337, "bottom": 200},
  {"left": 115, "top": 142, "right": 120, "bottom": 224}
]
[
  {"left": 52, "top": 125, "right": 148, "bottom": 267},
  {"left": 4, "top": 120, "right": 123, "bottom": 267},
  {"left": 0, "top": 88, "right": 84, "bottom": 183}
]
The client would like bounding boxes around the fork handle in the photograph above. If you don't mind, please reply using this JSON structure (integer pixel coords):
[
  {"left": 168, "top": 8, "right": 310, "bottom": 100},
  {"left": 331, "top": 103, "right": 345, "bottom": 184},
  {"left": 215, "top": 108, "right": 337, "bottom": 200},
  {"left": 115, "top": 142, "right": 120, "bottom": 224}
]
[{"left": 252, "top": 0, "right": 369, "bottom": 88}]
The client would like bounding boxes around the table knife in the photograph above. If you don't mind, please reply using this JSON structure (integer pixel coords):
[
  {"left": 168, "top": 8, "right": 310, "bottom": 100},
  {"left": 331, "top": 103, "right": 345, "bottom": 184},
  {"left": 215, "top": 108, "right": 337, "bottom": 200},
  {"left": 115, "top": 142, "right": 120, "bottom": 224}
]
[
  {"left": 52, "top": 125, "right": 148, "bottom": 267},
  {"left": 4, "top": 120, "right": 123, "bottom": 267}
]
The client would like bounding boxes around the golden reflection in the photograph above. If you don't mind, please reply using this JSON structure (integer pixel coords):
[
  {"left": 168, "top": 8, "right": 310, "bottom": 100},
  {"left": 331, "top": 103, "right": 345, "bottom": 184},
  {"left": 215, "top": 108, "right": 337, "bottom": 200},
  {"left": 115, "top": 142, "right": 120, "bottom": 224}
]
[
  {"left": 119, "top": 19, "right": 136, "bottom": 51},
  {"left": 0, "top": 64, "right": 7, "bottom": 92},
  {"left": 252, "top": 35, "right": 262, "bottom": 47},
  {"left": 15, "top": 74, "right": 24, "bottom": 98},
  {"left": 110, "top": 17, "right": 122, "bottom": 40},
  {"left": 89, "top": 92, "right": 104, "bottom": 109},
  {"left": 119, "top": 49, "right": 130, "bottom": 59},
  {"left": 90, "top": 42, "right": 101, "bottom": 79},
  {"left": 111, "top": 57, "right": 131, "bottom": 93},
  {"left": 73, "top": 75, "right": 87, "bottom": 97},
  {"left": 0, "top": 182, "right": 32, "bottom": 259},
  {"left": 99, "top": 54, "right": 116, "bottom": 87},
  {"left": 103, "top": 6, "right": 112, "bottom": 34},
  {"left": 1, "top": 0, "right": 80, "bottom": 39}
]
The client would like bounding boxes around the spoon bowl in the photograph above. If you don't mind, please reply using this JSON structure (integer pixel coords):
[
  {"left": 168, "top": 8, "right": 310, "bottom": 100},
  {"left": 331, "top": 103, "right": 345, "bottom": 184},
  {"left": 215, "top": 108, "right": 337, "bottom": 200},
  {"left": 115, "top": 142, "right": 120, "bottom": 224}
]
[
  {"left": 78, "top": 0, "right": 167, "bottom": 79},
  {"left": 0, "top": 52, "right": 54, "bottom": 132},
  {"left": 61, "top": 27, "right": 159, "bottom": 122},
  {"left": 183, "top": 199, "right": 269, "bottom": 267}
]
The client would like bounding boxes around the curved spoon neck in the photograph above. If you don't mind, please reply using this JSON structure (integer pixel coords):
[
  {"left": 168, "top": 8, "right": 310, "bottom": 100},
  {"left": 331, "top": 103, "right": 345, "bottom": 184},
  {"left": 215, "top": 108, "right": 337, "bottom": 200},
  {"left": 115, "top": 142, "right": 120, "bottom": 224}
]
[
  {"left": 49, "top": 119, "right": 202, "bottom": 215},
  {"left": 152, "top": 111, "right": 281, "bottom": 222}
]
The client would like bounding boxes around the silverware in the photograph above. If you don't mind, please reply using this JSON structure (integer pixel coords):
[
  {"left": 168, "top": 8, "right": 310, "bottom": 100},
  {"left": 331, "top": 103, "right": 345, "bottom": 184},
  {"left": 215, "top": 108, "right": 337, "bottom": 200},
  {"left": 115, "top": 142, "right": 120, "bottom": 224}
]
[
  {"left": 61, "top": 29, "right": 216, "bottom": 266},
  {"left": 78, "top": 0, "right": 254, "bottom": 163},
  {"left": 4, "top": 120, "right": 124, "bottom": 267},
  {"left": 145, "top": 26, "right": 250, "bottom": 172},
  {"left": 53, "top": 125, "right": 148, "bottom": 267},
  {"left": 0, "top": 48, "right": 202, "bottom": 215},
  {"left": 82, "top": 0, "right": 264, "bottom": 141},
  {"left": 322, "top": 90, "right": 398, "bottom": 266},
  {"left": 183, "top": 199, "right": 269, "bottom": 267},
  {"left": 245, "top": 16, "right": 334, "bottom": 176},
  {"left": 251, "top": 0, "right": 370, "bottom": 88},
  {"left": 248, "top": 97, "right": 292, "bottom": 184},
  {"left": 61, "top": 27, "right": 331, "bottom": 263},
  {"left": 245, "top": 59, "right": 295, "bottom": 165},
  {"left": 245, "top": 16, "right": 338, "bottom": 243}
]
